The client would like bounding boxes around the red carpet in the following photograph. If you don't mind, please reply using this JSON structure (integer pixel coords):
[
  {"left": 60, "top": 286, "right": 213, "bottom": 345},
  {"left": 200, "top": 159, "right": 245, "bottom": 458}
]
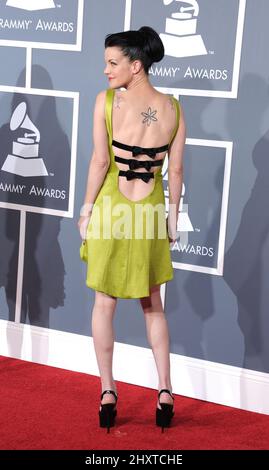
[{"left": 0, "top": 355, "right": 268, "bottom": 450}]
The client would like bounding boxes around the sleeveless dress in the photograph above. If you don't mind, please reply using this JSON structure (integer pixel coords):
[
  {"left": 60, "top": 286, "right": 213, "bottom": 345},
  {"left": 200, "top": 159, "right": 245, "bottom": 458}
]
[{"left": 80, "top": 88, "right": 180, "bottom": 298}]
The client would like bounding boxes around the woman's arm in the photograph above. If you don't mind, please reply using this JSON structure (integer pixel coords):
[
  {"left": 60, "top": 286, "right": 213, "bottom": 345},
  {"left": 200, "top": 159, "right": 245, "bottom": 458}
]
[
  {"left": 167, "top": 102, "right": 186, "bottom": 243},
  {"left": 78, "top": 90, "right": 110, "bottom": 239}
]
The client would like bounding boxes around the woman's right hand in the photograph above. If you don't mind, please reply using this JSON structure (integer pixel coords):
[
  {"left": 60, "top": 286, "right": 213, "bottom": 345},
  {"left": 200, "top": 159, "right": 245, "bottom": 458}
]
[{"left": 78, "top": 215, "right": 91, "bottom": 241}]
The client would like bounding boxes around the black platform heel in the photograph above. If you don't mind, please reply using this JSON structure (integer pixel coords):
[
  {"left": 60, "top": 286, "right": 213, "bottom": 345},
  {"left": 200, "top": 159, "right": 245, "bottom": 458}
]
[
  {"left": 99, "top": 389, "right": 118, "bottom": 433},
  {"left": 156, "top": 389, "right": 174, "bottom": 432}
]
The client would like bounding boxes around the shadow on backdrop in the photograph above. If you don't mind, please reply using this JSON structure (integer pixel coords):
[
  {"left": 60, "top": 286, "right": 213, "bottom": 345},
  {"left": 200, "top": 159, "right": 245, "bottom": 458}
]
[
  {"left": 0, "top": 65, "right": 69, "bottom": 361},
  {"left": 224, "top": 73, "right": 269, "bottom": 374}
]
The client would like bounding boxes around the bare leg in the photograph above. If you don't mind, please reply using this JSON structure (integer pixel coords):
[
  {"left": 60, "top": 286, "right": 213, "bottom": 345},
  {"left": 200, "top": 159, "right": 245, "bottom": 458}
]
[
  {"left": 140, "top": 285, "right": 174, "bottom": 408},
  {"left": 91, "top": 290, "right": 118, "bottom": 405}
]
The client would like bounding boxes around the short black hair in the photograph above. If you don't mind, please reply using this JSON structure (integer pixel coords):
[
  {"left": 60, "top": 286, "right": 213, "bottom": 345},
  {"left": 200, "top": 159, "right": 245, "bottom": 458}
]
[{"left": 105, "top": 26, "right": 164, "bottom": 75}]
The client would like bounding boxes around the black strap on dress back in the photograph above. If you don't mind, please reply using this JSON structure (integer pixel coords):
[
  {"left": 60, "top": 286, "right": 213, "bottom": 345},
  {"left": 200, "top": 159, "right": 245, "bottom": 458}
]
[
  {"left": 113, "top": 139, "right": 169, "bottom": 183},
  {"left": 118, "top": 169, "right": 154, "bottom": 183},
  {"left": 114, "top": 155, "right": 163, "bottom": 172},
  {"left": 112, "top": 139, "right": 169, "bottom": 159}
]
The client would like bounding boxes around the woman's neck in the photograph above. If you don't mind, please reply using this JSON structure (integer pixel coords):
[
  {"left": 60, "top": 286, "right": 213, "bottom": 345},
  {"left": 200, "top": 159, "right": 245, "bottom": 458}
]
[{"left": 125, "top": 74, "right": 153, "bottom": 94}]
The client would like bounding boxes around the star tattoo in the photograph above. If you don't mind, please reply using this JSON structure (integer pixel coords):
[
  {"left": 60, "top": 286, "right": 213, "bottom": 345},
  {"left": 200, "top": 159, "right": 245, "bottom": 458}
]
[
  {"left": 114, "top": 93, "right": 124, "bottom": 109},
  {"left": 141, "top": 107, "right": 158, "bottom": 126}
]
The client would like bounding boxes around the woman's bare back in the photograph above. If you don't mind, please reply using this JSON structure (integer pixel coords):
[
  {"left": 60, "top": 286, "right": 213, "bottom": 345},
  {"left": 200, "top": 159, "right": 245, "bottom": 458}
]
[{"left": 111, "top": 89, "right": 177, "bottom": 202}]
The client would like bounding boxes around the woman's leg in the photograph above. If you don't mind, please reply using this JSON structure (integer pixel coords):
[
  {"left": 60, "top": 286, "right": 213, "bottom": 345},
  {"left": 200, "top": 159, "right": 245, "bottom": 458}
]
[
  {"left": 140, "top": 285, "right": 174, "bottom": 407},
  {"left": 91, "top": 290, "right": 118, "bottom": 405}
]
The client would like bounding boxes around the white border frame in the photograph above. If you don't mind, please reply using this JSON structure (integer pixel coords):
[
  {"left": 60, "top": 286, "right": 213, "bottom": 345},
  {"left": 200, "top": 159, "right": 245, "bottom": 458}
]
[
  {"left": 125, "top": 0, "right": 246, "bottom": 98},
  {"left": 0, "top": 85, "right": 79, "bottom": 218},
  {"left": 0, "top": 0, "right": 84, "bottom": 51},
  {"left": 172, "top": 138, "right": 233, "bottom": 276}
]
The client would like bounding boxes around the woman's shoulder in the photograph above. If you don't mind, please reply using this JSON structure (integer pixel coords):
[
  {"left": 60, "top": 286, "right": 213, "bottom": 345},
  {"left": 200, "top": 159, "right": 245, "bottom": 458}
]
[
  {"left": 95, "top": 89, "right": 108, "bottom": 102},
  {"left": 93, "top": 89, "right": 112, "bottom": 113},
  {"left": 153, "top": 90, "right": 179, "bottom": 115}
]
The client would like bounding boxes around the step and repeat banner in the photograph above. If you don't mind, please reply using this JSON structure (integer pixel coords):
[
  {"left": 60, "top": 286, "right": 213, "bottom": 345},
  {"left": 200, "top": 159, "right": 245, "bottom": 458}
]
[{"left": 1, "top": 1, "right": 267, "bottom": 374}]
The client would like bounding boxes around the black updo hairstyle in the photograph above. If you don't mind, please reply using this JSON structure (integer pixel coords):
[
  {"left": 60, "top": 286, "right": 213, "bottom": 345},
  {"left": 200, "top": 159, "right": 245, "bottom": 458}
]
[{"left": 104, "top": 26, "right": 164, "bottom": 75}]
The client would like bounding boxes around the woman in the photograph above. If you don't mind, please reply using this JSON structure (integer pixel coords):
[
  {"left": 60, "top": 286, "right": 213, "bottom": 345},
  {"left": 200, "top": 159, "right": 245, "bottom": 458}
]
[{"left": 78, "top": 26, "right": 186, "bottom": 432}]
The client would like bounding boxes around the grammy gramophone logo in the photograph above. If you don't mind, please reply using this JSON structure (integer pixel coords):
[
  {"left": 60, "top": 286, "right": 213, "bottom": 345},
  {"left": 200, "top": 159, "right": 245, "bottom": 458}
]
[
  {"left": 1, "top": 102, "right": 48, "bottom": 177},
  {"left": 6, "top": 0, "right": 56, "bottom": 11},
  {"left": 160, "top": 0, "right": 207, "bottom": 58}
]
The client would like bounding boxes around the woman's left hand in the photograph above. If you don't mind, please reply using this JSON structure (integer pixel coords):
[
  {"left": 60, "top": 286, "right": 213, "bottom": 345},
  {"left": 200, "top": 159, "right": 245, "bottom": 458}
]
[{"left": 166, "top": 217, "right": 177, "bottom": 244}]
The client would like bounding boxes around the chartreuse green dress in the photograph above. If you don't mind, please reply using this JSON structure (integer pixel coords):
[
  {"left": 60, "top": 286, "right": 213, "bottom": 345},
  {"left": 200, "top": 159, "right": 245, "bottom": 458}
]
[{"left": 80, "top": 88, "right": 180, "bottom": 298}]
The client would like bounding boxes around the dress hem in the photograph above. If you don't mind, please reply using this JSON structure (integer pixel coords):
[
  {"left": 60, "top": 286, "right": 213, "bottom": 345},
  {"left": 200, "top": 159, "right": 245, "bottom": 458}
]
[{"left": 85, "top": 275, "right": 173, "bottom": 299}]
